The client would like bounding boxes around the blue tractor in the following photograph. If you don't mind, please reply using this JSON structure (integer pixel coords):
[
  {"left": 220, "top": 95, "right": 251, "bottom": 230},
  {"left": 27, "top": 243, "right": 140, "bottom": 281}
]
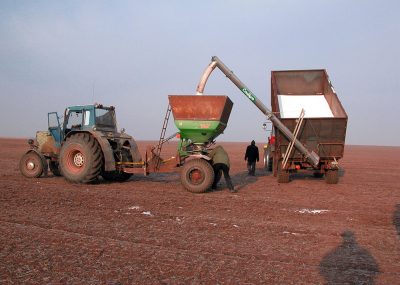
[{"left": 19, "top": 104, "right": 143, "bottom": 183}]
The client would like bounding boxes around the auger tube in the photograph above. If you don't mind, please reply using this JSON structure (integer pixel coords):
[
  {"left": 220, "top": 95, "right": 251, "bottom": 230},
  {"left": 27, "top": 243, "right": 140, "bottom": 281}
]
[{"left": 196, "top": 56, "right": 320, "bottom": 168}]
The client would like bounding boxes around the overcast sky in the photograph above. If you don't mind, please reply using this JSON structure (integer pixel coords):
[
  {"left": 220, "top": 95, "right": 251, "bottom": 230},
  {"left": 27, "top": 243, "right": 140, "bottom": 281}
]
[{"left": 0, "top": 0, "right": 399, "bottom": 146}]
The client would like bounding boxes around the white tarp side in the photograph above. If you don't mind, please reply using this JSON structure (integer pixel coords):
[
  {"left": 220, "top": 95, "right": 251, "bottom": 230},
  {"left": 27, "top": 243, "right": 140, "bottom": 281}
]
[{"left": 277, "top": 95, "right": 334, "bottom": 118}]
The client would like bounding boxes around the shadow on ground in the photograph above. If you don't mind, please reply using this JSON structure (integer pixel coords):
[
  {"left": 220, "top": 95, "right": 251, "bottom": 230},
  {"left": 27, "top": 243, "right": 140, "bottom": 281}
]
[
  {"left": 97, "top": 172, "right": 180, "bottom": 184},
  {"left": 226, "top": 169, "right": 270, "bottom": 192},
  {"left": 394, "top": 204, "right": 400, "bottom": 237},
  {"left": 319, "top": 230, "right": 379, "bottom": 285},
  {"left": 131, "top": 172, "right": 180, "bottom": 183},
  {"left": 289, "top": 168, "right": 346, "bottom": 182},
  {"left": 231, "top": 171, "right": 257, "bottom": 191}
]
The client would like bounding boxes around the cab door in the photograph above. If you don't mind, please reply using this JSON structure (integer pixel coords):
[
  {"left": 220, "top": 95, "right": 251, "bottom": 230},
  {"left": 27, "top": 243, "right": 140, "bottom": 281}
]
[{"left": 48, "top": 112, "right": 63, "bottom": 147}]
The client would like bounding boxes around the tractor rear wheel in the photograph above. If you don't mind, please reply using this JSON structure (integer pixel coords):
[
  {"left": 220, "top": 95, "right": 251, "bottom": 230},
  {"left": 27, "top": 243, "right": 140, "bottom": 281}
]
[
  {"left": 101, "top": 171, "right": 132, "bottom": 182},
  {"left": 59, "top": 133, "right": 103, "bottom": 183},
  {"left": 325, "top": 169, "right": 339, "bottom": 184},
  {"left": 181, "top": 159, "right": 214, "bottom": 193},
  {"left": 19, "top": 152, "right": 44, "bottom": 178}
]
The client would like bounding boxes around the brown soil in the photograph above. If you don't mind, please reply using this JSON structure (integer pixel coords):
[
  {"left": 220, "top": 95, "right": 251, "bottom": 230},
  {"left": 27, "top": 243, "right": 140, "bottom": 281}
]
[{"left": 1, "top": 138, "right": 399, "bottom": 284}]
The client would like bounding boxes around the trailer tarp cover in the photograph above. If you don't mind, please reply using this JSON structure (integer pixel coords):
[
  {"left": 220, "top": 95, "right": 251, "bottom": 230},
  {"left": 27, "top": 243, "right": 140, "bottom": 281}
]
[{"left": 278, "top": 95, "right": 334, "bottom": 118}]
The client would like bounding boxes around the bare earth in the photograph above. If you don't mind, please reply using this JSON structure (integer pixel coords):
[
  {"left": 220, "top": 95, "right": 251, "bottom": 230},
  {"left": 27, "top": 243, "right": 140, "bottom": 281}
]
[{"left": 0, "top": 138, "right": 399, "bottom": 284}]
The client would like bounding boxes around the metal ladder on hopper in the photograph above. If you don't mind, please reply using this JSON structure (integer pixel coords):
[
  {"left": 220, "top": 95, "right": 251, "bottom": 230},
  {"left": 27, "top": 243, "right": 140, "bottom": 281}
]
[
  {"left": 154, "top": 105, "right": 176, "bottom": 170},
  {"left": 155, "top": 104, "right": 171, "bottom": 158}
]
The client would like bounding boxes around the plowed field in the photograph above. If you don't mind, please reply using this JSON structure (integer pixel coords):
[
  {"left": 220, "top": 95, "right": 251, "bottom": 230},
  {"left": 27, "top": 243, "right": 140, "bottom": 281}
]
[{"left": 1, "top": 138, "right": 399, "bottom": 284}]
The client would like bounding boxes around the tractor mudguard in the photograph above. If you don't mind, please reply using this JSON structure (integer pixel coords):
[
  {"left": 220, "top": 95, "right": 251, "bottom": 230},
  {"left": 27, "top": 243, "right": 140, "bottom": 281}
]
[
  {"left": 25, "top": 149, "right": 48, "bottom": 176},
  {"left": 90, "top": 132, "right": 116, "bottom": 172},
  {"left": 116, "top": 132, "right": 142, "bottom": 163},
  {"left": 126, "top": 138, "right": 142, "bottom": 163}
]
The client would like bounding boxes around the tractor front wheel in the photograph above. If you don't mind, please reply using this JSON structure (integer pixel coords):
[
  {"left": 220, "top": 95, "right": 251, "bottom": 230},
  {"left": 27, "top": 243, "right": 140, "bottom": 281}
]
[
  {"left": 180, "top": 159, "right": 214, "bottom": 193},
  {"left": 59, "top": 133, "right": 103, "bottom": 183},
  {"left": 19, "top": 151, "right": 44, "bottom": 178}
]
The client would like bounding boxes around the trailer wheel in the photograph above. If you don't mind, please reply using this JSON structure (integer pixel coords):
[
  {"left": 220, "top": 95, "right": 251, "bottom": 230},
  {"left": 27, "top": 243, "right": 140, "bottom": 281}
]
[
  {"left": 325, "top": 169, "right": 339, "bottom": 184},
  {"left": 19, "top": 152, "right": 44, "bottom": 178},
  {"left": 101, "top": 171, "right": 132, "bottom": 182},
  {"left": 49, "top": 161, "right": 62, "bottom": 176},
  {"left": 264, "top": 149, "right": 273, "bottom": 172},
  {"left": 60, "top": 133, "right": 103, "bottom": 183},
  {"left": 181, "top": 159, "right": 214, "bottom": 193},
  {"left": 277, "top": 162, "right": 290, "bottom": 183}
]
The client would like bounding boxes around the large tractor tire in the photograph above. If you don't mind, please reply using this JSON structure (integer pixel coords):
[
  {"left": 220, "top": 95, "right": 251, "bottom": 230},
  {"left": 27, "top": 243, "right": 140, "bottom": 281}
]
[
  {"left": 19, "top": 151, "right": 45, "bottom": 178},
  {"left": 181, "top": 159, "right": 214, "bottom": 193},
  {"left": 101, "top": 171, "right": 132, "bottom": 182},
  {"left": 59, "top": 133, "right": 103, "bottom": 183},
  {"left": 325, "top": 169, "right": 339, "bottom": 184},
  {"left": 49, "top": 161, "right": 62, "bottom": 176}
]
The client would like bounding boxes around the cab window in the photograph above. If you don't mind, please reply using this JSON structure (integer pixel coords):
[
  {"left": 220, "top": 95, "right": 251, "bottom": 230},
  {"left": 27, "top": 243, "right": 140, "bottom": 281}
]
[
  {"left": 84, "top": 110, "right": 91, "bottom": 126},
  {"left": 66, "top": 111, "right": 83, "bottom": 129}
]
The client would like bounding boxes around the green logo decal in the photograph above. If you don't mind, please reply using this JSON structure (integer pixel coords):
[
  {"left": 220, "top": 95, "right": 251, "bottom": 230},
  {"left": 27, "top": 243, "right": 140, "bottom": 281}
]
[{"left": 242, "top": 88, "right": 256, "bottom": 101}]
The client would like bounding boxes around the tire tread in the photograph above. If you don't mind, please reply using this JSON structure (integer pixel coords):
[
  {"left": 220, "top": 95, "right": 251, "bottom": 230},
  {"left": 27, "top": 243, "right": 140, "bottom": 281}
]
[{"left": 60, "top": 133, "right": 103, "bottom": 183}]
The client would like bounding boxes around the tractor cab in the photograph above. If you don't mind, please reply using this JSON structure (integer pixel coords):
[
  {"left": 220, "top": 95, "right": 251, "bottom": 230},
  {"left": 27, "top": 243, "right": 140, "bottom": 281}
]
[{"left": 47, "top": 104, "right": 117, "bottom": 147}]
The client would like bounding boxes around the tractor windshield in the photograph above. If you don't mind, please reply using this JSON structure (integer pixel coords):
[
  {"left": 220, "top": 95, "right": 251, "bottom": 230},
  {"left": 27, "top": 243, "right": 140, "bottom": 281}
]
[{"left": 95, "top": 108, "right": 116, "bottom": 129}]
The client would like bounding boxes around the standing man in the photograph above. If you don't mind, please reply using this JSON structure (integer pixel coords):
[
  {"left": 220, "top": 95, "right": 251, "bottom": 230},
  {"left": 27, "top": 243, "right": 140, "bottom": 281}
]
[
  {"left": 245, "top": 140, "right": 259, "bottom": 176},
  {"left": 208, "top": 145, "right": 236, "bottom": 193}
]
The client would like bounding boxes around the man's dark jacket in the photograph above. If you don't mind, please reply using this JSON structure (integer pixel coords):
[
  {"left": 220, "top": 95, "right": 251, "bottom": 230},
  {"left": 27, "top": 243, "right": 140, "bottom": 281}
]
[{"left": 245, "top": 144, "right": 259, "bottom": 163}]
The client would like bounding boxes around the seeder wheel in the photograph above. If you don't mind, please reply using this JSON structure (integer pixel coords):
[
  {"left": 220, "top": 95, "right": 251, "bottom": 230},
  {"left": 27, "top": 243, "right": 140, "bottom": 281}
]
[{"left": 180, "top": 159, "right": 214, "bottom": 193}]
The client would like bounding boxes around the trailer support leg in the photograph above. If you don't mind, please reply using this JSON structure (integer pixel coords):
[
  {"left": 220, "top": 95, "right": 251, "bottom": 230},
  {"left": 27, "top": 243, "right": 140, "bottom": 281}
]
[{"left": 282, "top": 109, "right": 305, "bottom": 169}]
